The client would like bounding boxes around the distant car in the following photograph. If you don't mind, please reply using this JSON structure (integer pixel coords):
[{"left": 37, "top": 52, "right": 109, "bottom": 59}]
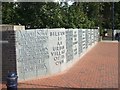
[
  {"left": 105, "top": 33, "right": 108, "bottom": 36},
  {"left": 115, "top": 33, "right": 119, "bottom": 40},
  {"left": 115, "top": 33, "right": 120, "bottom": 41},
  {"left": 103, "top": 31, "right": 107, "bottom": 37},
  {"left": 118, "top": 33, "right": 120, "bottom": 42}
]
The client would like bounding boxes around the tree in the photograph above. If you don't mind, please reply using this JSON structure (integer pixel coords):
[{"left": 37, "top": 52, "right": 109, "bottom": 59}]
[
  {"left": 2, "top": 2, "right": 120, "bottom": 29},
  {"left": 2, "top": 2, "right": 18, "bottom": 24},
  {"left": 114, "top": 2, "right": 120, "bottom": 29}
]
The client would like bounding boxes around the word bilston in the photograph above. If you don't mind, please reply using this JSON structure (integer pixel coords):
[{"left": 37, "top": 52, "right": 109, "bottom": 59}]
[{"left": 50, "top": 31, "right": 66, "bottom": 65}]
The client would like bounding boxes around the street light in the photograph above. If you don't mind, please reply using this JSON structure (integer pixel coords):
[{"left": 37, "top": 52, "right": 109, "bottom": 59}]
[{"left": 112, "top": 2, "right": 114, "bottom": 41}]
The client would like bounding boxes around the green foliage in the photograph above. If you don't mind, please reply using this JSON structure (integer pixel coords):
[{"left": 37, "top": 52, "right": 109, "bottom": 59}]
[
  {"left": 2, "top": 2, "right": 120, "bottom": 29},
  {"left": 115, "top": 2, "right": 120, "bottom": 29}
]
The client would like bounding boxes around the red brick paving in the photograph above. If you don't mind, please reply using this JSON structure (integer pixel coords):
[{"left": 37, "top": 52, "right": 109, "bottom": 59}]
[{"left": 1, "top": 42, "right": 118, "bottom": 89}]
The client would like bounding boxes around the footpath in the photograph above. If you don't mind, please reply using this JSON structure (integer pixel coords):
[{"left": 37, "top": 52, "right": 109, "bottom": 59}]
[{"left": 1, "top": 42, "right": 118, "bottom": 89}]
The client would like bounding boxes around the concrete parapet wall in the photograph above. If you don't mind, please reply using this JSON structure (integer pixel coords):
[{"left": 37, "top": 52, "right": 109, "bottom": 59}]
[{"left": 1, "top": 25, "right": 99, "bottom": 81}]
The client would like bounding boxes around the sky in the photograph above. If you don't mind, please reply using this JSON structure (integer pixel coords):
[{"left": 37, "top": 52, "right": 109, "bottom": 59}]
[{"left": 13, "top": 0, "right": 74, "bottom": 5}]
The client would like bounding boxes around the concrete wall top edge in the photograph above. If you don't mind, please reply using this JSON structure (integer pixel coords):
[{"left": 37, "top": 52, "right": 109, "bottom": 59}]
[
  {"left": 0, "top": 25, "right": 25, "bottom": 31},
  {"left": 0, "top": 24, "right": 98, "bottom": 31},
  {"left": 26, "top": 28, "right": 98, "bottom": 31}
]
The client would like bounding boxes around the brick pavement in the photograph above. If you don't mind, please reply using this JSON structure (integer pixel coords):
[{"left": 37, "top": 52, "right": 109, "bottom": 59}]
[{"left": 1, "top": 42, "right": 118, "bottom": 89}]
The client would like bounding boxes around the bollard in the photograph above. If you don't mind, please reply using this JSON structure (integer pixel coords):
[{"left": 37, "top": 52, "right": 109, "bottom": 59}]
[{"left": 6, "top": 72, "right": 18, "bottom": 90}]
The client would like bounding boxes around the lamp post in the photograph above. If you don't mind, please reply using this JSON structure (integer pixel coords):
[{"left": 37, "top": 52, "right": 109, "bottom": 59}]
[{"left": 112, "top": 2, "right": 114, "bottom": 41}]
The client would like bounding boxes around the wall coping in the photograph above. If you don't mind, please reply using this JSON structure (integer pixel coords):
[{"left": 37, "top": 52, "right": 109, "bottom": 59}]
[{"left": 0, "top": 25, "right": 25, "bottom": 31}]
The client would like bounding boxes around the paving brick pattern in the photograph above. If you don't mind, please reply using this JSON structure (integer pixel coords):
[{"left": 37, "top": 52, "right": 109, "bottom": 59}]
[{"left": 1, "top": 42, "right": 118, "bottom": 89}]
